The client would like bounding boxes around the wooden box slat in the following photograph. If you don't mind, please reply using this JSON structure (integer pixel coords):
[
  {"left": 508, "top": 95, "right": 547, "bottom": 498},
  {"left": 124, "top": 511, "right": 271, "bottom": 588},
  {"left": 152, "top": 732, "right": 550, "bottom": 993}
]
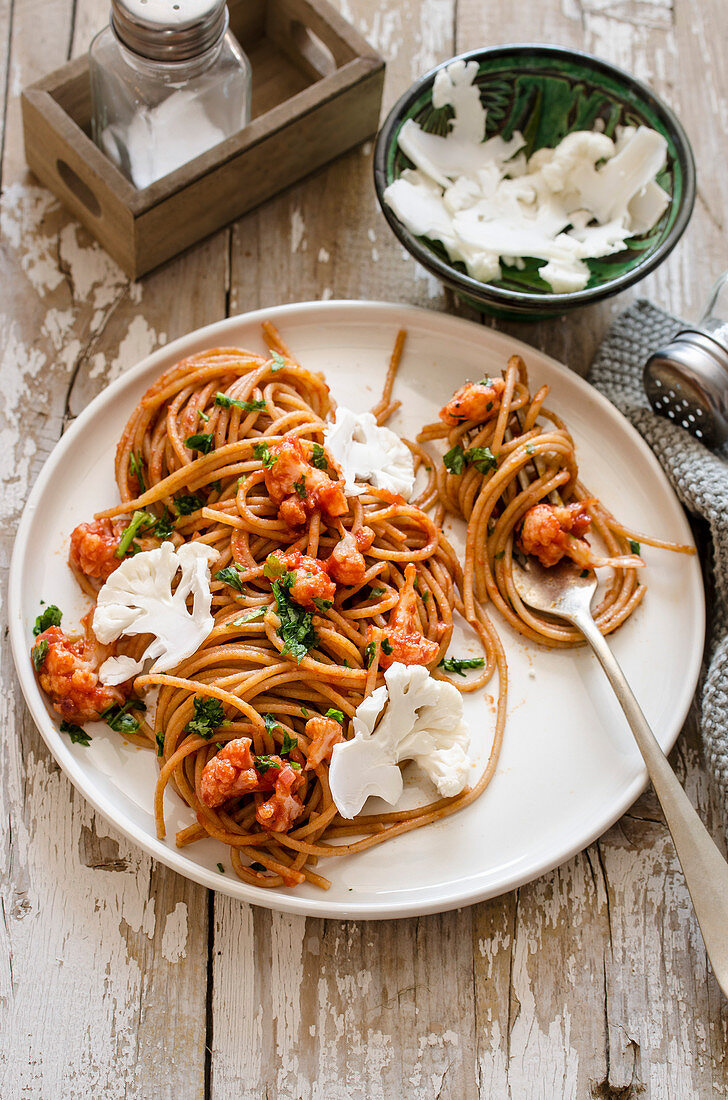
[{"left": 21, "top": 0, "right": 384, "bottom": 278}]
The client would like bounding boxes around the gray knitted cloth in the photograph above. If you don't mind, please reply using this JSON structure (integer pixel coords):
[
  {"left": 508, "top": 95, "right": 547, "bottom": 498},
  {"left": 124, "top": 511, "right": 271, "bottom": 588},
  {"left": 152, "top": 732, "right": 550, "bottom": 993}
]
[{"left": 589, "top": 299, "right": 728, "bottom": 797}]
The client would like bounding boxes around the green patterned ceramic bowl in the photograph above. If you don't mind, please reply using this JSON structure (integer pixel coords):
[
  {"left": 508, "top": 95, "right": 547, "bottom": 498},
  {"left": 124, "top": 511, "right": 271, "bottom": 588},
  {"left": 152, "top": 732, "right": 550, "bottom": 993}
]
[{"left": 373, "top": 45, "right": 696, "bottom": 319}]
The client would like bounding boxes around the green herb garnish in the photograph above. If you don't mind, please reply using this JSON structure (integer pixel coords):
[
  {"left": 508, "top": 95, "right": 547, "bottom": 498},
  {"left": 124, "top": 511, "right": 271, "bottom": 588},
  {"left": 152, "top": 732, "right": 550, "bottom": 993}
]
[
  {"left": 116, "top": 510, "right": 156, "bottom": 558},
  {"left": 153, "top": 509, "right": 175, "bottom": 540},
  {"left": 301, "top": 706, "right": 310, "bottom": 718},
  {"left": 31, "top": 639, "right": 49, "bottom": 670},
  {"left": 233, "top": 607, "right": 267, "bottom": 624},
  {"left": 313, "top": 597, "right": 332, "bottom": 612},
  {"left": 156, "top": 731, "right": 165, "bottom": 757},
  {"left": 365, "top": 641, "right": 376, "bottom": 668},
  {"left": 33, "top": 604, "right": 62, "bottom": 636},
  {"left": 215, "top": 392, "right": 266, "bottom": 412},
  {"left": 263, "top": 713, "right": 280, "bottom": 736},
  {"left": 293, "top": 475, "right": 307, "bottom": 499},
  {"left": 61, "top": 719, "right": 91, "bottom": 746},
  {"left": 101, "top": 699, "right": 146, "bottom": 734},
  {"left": 270, "top": 352, "right": 286, "bottom": 371},
  {"left": 197, "top": 408, "right": 209, "bottom": 423},
  {"left": 175, "top": 493, "right": 204, "bottom": 515},
  {"left": 324, "top": 708, "right": 344, "bottom": 724},
  {"left": 254, "top": 441, "right": 278, "bottom": 468},
  {"left": 629, "top": 540, "right": 641, "bottom": 555},
  {"left": 381, "top": 637, "right": 393, "bottom": 656},
  {"left": 272, "top": 573, "right": 318, "bottom": 663},
  {"left": 185, "top": 696, "right": 226, "bottom": 740},
  {"left": 184, "top": 432, "right": 214, "bottom": 455},
  {"left": 250, "top": 862, "right": 266, "bottom": 872},
  {"left": 368, "top": 586, "right": 386, "bottom": 599},
  {"left": 438, "top": 656, "right": 485, "bottom": 676},
  {"left": 443, "top": 444, "right": 466, "bottom": 475},
  {"left": 310, "top": 443, "right": 328, "bottom": 470},
  {"left": 217, "top": 863, "right": 225, "bottom": 874},
  {"left": 255, "top": 755, "right": 281, "bottom": 775},
  {"left": 214, "top": 564, "right": 244, "bottom": 592},
  {"left": 465, "top": 446, "right": 497, "bottom": 474},
  {"left": 281, "top": 730, "right": 298, "bottom": 755},
  {"left": 129, "top": 451, "right": 146, "bottom": 492},
  {"left": 525, "top": 444, "right": 535, "bottom": 455}
]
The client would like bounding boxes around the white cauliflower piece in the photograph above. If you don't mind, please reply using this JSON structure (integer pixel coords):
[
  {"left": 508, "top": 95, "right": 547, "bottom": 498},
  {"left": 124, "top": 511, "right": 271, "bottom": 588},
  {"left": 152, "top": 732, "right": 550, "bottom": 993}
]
[
  {"left": 93, "top": 541, "right": 219, "bottom": 685},
  {"left": 328, "top": 663, "right": 471, "bottom": 819},
  {"left": 324, "top": 407, "right": 415, "bottom": 499}
]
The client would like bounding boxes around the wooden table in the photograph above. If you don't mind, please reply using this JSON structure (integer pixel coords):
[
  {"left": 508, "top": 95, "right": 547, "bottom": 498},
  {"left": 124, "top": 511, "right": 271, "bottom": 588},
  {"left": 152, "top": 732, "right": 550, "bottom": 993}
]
[{"left": 3, "top": 1, "right": 727, "bottom": 1096}]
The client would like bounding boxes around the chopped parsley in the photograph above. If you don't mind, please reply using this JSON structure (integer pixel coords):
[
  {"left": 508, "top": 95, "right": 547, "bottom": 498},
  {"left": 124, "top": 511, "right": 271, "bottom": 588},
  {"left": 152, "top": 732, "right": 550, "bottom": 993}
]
[
  {"left": 580, "top": 569, "right": 590, "bottom": 578},
  {"left": 365, "top": 641, "right": 376, "bottom": 668},
  {"left": 368, "top": 586, "right": 386, "bottom": 598},
  {"left": 629, "top": 539, "right": 641, "bottom": 555},
  {"left": 253, "top": 441, "right": 278, "bottom": 468},
  {"left": 129, "top": 451, "right": 146, "bottom": 492},
  {"left": 116, "top": 510, "right": 156, "bottom": 558},
  {"left": 101, "top": 699, "right": 146, "bottom": 734},
  {"left": 153, "top": 509, "right": 175, "bottom": 540},
  {"left": 155, "top": 730, "right": 165, "bottom": 757},
  {"left": 310, "top": 443, "right": 328, "bottom": 470},
  {"left": 281, "top": 730, "right": 298, "bottom": 755},
  {"left": 381, "top": 637, "right": 393, "bottom": 656},
  {"left": 61, "top": 719, "right": 91, "bottom": 746},
  {"left": 263, "top": 555, "right": 287, "bottom": 580},
  {"left": 33, "top": 604, "right": 62, "bottom": 636},
  {"left": 443, "top": 443, "right": 497, "bottom": 477},
  {"left": 494, "top": 550, "right": 505, "bottom": 560},
  {"left": 250, "top": 862, "right": 266, "bottom": 872},
  {"left": 325, "top": 708, "right": 344, "bottom": 724},
  {"left": 215, "top": 392, "right": 266, "bottom": 412},
  {"left": 270, "top": 352, "right": 286, "bottom": 371},
  {"left": 263, "top": 712, "right": 280, "bottom": 735},
  {"left": 313, "top": 597, "right": 332, "bottom": 612},
  {"left": 217, "top": 863, "right": 225, "bottom": 874},
  {"left": 272, "top": 573, "right": 319, "bottom": 663},
  {"left": 438, "top": 656, "right": 485, "bottom": 676},
  {"left": 175, "top": 493, "right": 204, "bottom": 515},
  {"left": 466, "top": 446, "right": 497, "bottom": 474},
  {"left": 233, "top": 607, "right": 267, "bottom": 624},
  {"left": 255, "top": 755, "right": 281, "bottom": 775},
  {"left": 214, "top": 564, "right": 245, "bottom": 592},
  {"left": 31, "top": 639, "right": 49, "bottom": 670},
  {"left": 443, "top": 444, "right": 466, "bottom": 475},
  {"left": 184, "top": 432, "right": 215, "bottom": 455},
  {"left": 185, "top": 696, "right": 226, "bottom": 740},
  {"left": 197, "top": 408, "right": 209, "bottom": 423},
  {"left": 422, "top": 591, "right": 430, "bottom": 603},
  {"left": 525, "top": 444, "right": 535, "bottom": 455},
  {"left": 293, "top": 475, "right": 307, "bottom": 499},
  {"left": 301, "top": 706, "right": 310, "bottom": 718}
]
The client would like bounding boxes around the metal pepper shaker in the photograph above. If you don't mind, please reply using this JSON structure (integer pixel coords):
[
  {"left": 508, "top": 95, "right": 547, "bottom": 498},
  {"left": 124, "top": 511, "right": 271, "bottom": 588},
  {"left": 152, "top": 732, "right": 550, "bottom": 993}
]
[{"left": 644, "top": 270, "right": 728, "bottom": 446}]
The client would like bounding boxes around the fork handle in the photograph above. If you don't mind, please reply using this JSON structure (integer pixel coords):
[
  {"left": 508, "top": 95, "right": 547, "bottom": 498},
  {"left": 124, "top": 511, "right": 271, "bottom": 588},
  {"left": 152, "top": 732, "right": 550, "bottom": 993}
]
[{"left": 573, "top": 608, "right": 728, "bottom": 996}]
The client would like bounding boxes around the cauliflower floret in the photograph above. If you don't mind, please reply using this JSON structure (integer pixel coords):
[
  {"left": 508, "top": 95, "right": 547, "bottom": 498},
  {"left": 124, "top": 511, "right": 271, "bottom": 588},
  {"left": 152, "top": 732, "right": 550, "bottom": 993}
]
[{"left": 328, "top": 662, "right": 471, "bottom": 819}]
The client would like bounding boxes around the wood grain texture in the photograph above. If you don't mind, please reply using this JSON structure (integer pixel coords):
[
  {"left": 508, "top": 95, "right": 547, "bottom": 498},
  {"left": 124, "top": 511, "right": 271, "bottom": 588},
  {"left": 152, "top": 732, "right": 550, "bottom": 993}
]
[{"left": 3, "top": 0, "right": 728, "bottom": 1097}]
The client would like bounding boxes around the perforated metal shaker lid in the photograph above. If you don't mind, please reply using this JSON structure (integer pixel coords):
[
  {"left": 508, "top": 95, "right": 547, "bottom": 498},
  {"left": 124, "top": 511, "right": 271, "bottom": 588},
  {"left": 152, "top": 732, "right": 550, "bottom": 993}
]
[
  {"left": 111, "top": 0, "right": 228, "bottom": 62},
  {"left": 643, "top": 329, "right": 728, "bottom": 447}
]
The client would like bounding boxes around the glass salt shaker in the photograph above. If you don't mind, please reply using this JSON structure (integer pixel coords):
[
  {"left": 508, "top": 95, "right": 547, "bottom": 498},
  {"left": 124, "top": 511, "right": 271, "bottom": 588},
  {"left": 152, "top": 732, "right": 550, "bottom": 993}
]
[
  {"left": 89, "top": 0, "right": 252, "bottom": 190},
  {"left": 644, "top": 269, "right": 728, "bottom": 446}
]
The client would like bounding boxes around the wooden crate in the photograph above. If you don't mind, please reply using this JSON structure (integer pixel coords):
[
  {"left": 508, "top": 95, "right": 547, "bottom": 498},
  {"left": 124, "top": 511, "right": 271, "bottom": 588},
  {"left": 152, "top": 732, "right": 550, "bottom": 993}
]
[{"left": 21, "top": 0, "right": 384, "bottom": 279}]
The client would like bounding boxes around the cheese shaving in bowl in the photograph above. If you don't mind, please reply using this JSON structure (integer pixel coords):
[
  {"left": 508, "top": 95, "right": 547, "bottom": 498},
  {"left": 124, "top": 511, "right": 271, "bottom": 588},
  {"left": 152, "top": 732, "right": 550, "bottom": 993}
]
[{"left": 383, "top": 59, "right": 670, "bottom": 293}]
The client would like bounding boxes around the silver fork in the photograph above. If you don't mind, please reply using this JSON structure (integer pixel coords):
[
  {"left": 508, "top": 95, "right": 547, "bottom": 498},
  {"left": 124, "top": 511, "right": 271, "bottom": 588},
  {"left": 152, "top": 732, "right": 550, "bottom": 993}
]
[{"left": 512, "top": 556, "right": 728, "bottom": 997}]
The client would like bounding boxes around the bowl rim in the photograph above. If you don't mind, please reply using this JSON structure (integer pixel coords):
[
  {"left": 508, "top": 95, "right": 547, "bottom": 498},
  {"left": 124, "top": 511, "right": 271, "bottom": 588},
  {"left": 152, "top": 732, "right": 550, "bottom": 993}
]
[{"left": 373, "top": 42, "right": 696, "bottom": 307}]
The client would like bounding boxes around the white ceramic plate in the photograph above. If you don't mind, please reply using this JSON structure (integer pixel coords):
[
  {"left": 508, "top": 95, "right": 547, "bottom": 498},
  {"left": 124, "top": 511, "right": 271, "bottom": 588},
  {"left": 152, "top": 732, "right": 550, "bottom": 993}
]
[{"left": 9, "top": 301, "right": 704, "bottom": 919}]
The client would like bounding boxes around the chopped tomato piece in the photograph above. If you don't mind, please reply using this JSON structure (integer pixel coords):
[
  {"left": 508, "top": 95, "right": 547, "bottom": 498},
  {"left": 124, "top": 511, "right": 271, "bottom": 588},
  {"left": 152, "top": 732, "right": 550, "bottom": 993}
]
[
  {"left": 199, "top": 740, "right": 287, "bottom": 807},
  {"left": 268, "top": 549, "right": 336, "bottom": 610},
  {"left": 440, "top": 378, "right": 506, "bottom": 426},
  {"left": 256, "top": 763, "right": 304, "bottom": 832},
  {"left": 264, "top": 434, "right": 348, "bottom": 528},
  {"left": 375, "top": 563, "right": 440, "bottom": 669},
  {"left": 69, "top": 519, "right": 123, "bottom": 582},
  {"left": 304, "top": 715, "right": 343, "bottom": 770},
  {"left": 33, "top": 625, "right": 126, "bottom": 723}
]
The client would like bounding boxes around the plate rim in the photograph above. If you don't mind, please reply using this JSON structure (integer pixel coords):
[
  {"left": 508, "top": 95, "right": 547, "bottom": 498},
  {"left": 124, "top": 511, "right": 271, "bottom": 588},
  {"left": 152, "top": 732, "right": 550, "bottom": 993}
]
[{"left": 9, "top": 298, "right": 705, "bottom": 919}]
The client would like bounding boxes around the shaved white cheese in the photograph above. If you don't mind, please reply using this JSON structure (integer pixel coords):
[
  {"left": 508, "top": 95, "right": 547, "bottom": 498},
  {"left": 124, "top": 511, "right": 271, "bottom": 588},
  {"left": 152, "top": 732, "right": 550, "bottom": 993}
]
[
  {"left": 328, "top": 663, "right": 471, "bottom": 819},
  {"left": 93, "top": 541, "right": 219, "bottom": 685},
  {"left": 324, "top": 407, "right": 415, "bottom": 499},
  {"left": 383, "top": 60, "right": 670, "bottom": 293}
]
